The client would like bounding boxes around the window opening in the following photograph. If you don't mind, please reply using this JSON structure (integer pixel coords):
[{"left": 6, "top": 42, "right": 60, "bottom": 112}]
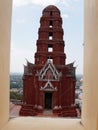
[
  {"left": 48, "top": 44, "right": 53, "bottom": 52},
  {"left": 50, "top": 11, "right": 53, "bottom": 16},
  {"left": 49, "top": 32, "right": 53, "bottom": 40},
  {"left": 49, "top": 21, "right": 53, "bottom": 28},
  {"left": 47, "top": 56, "right": 53, "bottom": 63},
  {"left": 49, "top": 36, "right": 53, "bottom": 40}
]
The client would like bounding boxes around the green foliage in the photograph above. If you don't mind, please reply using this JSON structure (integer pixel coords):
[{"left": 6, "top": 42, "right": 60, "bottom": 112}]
[{"left": 10, "top": 91, "right": 23, "bottom": 100}]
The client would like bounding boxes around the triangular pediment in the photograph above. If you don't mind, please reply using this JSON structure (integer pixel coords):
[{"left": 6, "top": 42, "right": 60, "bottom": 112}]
[
  {"left": 40, "top": 81, "right": 57, "bottom": 91},
  {"left": 38, "top": 60, "right": 61, "bottom": 81}
]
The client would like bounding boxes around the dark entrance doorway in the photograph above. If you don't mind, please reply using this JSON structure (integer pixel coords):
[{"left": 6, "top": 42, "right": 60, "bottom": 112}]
[{"left": 44, "top": 92, "right": 52, "bottom": 109}]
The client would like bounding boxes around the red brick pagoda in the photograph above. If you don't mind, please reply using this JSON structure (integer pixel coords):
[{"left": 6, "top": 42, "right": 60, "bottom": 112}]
[{"left": 20, "top": 5, "right": 77, "bottom": 117}]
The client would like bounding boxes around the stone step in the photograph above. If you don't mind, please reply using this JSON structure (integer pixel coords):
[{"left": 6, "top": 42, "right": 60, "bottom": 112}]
[{"left": 37, "top": 110, "right": 58, "bottom": 117}]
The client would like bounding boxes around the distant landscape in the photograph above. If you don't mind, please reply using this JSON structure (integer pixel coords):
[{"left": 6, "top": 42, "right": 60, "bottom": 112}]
[
  {"left": 10, "top": 73, "right": 83, "bottom": 105},
  {"left": 10, "top": 73, "right": 83, "bottom": 89},
  {"left": 10, "top": 73, "right": 23, "bottom": 89}
]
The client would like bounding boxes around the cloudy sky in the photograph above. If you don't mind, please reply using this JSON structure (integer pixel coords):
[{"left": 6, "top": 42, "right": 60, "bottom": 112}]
[{"left": 10, "top": 0, "right": 84, "bottom": 74}]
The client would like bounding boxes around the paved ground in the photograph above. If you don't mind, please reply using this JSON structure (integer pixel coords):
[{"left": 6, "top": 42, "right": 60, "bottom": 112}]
[{"left": 10, "top": 102, "right": 21, "bottom": 117}]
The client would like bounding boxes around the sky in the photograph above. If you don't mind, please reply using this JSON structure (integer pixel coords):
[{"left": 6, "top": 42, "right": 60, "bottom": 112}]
[{"left": 10, "top": 0, "right": 84, "bottom": 75}]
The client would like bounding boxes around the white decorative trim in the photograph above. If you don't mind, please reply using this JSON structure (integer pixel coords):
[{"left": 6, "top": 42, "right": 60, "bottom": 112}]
[
  {"left": 53, "top": 106, "right": 59, "bottom": 110},
  {"left": 38, "top": 60, "right": 61, "bottom": 81},
  {"left": 37, "top": 105, "right": 43, "bottom": 110},
  {"left": 40, "top": 80, "right": 57, "bottom": 91},
  {"left": 34, "top": 104, "right": 37, "bottom": 108}
]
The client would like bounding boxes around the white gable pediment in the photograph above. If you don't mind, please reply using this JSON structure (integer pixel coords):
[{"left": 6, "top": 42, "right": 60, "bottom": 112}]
[{"left": 38, "top": 60, "right": 61, "bottom": 81}]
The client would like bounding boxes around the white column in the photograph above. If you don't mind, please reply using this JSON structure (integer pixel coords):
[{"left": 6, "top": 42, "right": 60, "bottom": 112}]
[
  {"left": 82, "top": 0, "right": 98, "bottom": 130},
  {"left": 0, "top": 0, "right": 12, "bottom": 129}
]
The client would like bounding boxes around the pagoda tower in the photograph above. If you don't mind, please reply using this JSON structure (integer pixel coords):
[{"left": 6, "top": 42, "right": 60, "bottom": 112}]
[{"left": 20, "top": 5, "right": 77, "bottom": 117}]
